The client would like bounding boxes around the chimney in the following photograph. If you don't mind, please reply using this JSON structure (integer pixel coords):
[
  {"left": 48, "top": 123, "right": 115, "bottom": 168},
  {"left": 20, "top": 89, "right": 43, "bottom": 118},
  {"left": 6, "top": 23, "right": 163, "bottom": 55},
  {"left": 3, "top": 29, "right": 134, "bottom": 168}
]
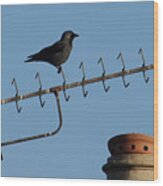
[{"left": 102, "top": 133, "right": 154, "bottom": 180}]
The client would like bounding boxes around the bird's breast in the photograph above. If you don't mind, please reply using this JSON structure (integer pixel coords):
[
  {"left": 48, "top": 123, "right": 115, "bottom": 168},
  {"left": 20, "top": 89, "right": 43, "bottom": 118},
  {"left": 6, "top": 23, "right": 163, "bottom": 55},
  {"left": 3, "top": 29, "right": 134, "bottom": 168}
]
[{"left": 51, "top": 45, "right": 72, "bottom": 66}]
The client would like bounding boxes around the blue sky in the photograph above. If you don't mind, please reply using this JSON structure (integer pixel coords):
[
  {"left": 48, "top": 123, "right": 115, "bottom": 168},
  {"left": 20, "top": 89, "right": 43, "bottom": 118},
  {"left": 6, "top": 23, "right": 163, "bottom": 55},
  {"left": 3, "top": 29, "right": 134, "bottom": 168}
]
[{"left": 1, "top": 1, "right": 154, "bottom": 179}]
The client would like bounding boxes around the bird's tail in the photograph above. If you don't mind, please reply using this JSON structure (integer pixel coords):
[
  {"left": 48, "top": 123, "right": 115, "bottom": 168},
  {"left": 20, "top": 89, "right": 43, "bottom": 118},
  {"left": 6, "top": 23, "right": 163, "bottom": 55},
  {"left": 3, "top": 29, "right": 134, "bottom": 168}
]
[
  {"left": 24, "top": 54, "right": 36, "bottom": 63},
  {"left": 24, "top": 58, "right": 34, "bottom": 62}
]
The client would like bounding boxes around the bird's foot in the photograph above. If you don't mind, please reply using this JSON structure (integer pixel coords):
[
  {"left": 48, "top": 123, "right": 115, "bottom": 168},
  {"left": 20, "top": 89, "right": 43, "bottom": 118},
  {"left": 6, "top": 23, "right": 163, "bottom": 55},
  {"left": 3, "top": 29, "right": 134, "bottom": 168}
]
[{"left": 57, "top": 66, "right": 62, "bottom": 74}]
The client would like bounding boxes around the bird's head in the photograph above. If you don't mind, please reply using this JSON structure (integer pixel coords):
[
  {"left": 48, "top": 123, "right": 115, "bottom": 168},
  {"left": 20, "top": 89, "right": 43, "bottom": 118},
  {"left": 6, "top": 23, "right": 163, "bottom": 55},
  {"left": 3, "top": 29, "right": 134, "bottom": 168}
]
[{"left": 61, "top": 31, "right": 79, "bottom": 42}]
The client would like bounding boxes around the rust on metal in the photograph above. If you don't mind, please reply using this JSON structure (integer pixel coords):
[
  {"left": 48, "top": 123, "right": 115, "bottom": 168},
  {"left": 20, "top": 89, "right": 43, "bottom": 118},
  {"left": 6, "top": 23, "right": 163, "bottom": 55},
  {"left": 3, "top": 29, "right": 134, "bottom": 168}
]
[
  {"left": 1, "top": 91, "right": 62, "bottom": 147},
  {"left": 1, "top": 64, "right": 153, "bottom": 105}
]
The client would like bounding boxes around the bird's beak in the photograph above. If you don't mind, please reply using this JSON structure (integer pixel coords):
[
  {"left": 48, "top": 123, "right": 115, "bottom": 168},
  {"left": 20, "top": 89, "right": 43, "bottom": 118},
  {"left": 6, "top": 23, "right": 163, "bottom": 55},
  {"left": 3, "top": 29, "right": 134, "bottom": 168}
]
[{"left": 73, "top": 33, "right": 79, "bottom": 38}]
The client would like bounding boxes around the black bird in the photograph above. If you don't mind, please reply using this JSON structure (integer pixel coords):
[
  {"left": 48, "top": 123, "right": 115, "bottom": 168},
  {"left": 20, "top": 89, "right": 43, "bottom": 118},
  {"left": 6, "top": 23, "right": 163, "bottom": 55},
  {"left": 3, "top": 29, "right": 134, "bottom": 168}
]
[{"left": 25, "top": 30, "right": 79, "bottom": 73}]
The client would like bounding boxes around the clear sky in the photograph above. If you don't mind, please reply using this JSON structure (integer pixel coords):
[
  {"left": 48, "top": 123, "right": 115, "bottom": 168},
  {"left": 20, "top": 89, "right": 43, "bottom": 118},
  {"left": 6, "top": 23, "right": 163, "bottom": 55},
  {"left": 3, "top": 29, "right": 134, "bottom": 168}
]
[{"left": 1, "top": 1, "right": 154, "bottom": 179}]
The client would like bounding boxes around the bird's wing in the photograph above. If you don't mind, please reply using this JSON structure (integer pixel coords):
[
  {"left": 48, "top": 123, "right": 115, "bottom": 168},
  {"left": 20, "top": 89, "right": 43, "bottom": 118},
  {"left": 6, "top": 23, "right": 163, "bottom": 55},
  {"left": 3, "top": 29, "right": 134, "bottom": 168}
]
[
  {"left": 51, "top": 40, "right": 65, "bottom": 53},
  {"left": 27, "top": 41, "right": 65, "bottom": 61}
]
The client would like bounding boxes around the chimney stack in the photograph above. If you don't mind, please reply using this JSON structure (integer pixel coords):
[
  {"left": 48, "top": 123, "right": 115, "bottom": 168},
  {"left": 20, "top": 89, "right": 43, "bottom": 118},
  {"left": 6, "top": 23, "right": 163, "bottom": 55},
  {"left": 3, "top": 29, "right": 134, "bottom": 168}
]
[{"left": 102, "top": 133, "right": 154, "bottom": 180}]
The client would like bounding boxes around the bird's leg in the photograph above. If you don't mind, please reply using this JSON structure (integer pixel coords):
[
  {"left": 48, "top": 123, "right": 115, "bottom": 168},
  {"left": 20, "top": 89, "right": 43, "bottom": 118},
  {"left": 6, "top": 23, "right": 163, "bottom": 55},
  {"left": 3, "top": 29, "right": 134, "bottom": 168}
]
[{"left": 57, "top": 66, "right": 62, "bottom": 74}]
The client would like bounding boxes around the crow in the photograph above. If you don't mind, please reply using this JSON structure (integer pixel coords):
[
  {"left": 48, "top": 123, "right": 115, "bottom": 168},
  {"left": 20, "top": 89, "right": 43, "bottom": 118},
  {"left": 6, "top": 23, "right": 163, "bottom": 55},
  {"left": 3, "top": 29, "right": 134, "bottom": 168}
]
[{"left": 25, "top": 30, "right": 79, "bottom": 73}]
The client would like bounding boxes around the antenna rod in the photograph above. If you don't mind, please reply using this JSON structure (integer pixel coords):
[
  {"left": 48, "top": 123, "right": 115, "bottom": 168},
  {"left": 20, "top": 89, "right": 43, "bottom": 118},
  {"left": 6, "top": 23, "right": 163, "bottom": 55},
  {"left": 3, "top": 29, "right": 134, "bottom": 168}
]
[{"left": 1, "top": 64, "right": 153, "bottom": 105}]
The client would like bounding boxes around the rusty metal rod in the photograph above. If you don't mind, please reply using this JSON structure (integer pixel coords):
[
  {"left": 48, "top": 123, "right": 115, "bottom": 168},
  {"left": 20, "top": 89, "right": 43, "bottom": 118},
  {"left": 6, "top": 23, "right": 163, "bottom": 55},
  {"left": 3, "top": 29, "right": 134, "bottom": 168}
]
[
  {"left": 1, "top": 64, "right": 153, "bottom": 105},
  {"left": 1, "top": 91, "right": 62, "bottom": 147}
]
